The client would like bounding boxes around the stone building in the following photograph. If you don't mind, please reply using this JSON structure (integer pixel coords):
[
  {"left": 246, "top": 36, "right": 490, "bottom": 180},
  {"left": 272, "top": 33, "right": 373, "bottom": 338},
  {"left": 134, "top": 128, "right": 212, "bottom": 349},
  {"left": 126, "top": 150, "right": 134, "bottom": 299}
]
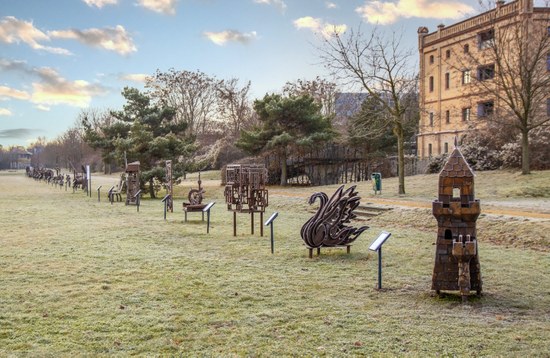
[{"left": 417, "top": 0, "right": 550, "bottom": 158}]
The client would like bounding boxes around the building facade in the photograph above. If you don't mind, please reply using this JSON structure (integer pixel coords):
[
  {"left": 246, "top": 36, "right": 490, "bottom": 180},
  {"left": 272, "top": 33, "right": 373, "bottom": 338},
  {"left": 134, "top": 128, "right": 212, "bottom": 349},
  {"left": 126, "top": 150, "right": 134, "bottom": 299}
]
[{"left": 417, "top": 0, "right": 550, "bottom": 158}]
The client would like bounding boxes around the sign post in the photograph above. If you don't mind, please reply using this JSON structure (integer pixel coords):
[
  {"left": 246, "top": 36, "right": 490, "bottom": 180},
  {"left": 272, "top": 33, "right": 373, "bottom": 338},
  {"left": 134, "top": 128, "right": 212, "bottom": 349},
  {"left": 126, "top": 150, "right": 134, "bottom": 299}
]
[
  {"left": 264, "top": 212, "right": 279, "bottom": 254},
  {"left": 86, "top": 165, "right": 91, "bottom": 197},
  {"left": 203, "top": 202, "right": 215, "bottom": 234},
  {"left": 369, "top": 231, "right": 392, "bottom": 290},
  {"left": 134, "top": 190, "right": 142, "bottom": 212},
  {"left": 161, "top": 194, "right": 171, "bottom": 220},
  {"left": 97, "top": 186, "right": 102, "bottom": 202}
]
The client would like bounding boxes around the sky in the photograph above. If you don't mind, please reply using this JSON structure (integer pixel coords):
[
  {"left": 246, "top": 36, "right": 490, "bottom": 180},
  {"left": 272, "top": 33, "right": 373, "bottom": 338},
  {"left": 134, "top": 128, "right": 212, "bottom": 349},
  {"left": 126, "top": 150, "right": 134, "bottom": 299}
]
[{"left": 0, "top": 0, "right": 487, "bottom": 147}]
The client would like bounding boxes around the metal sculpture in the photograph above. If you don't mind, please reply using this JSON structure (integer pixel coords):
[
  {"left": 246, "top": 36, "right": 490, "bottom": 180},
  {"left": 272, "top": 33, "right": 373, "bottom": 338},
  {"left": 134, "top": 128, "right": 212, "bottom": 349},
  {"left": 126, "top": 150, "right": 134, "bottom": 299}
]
[
  {"left": 125, "top": 161, "right": 140, "bottom": 205},
  {"left": 301, "top": 185, "right": 368, "bottom": 254},
  {"left": 224, "top": 164, "right": 268, "bottom": 236},
  {"left": 183, "top": 172, "right": 207, "bottom": 221},
  {"left": 432, "top": 146, "right": 482, "bottom": 302},
  {"left": 165, "top": 160, "right": 173, "bottom": 212}
]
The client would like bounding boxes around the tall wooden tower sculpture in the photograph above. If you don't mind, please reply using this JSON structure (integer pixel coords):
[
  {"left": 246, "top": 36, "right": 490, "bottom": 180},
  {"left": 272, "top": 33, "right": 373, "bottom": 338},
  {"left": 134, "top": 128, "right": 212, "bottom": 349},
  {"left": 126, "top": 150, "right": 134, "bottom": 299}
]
[{"left": 432, "top": 146, "right": 482, "bottom": 302}]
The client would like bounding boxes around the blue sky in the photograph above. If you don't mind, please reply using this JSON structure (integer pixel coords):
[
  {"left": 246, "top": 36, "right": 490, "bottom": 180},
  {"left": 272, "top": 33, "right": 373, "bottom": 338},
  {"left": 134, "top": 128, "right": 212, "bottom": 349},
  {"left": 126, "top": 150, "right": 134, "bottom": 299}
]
[{"left": 0, "top": 0, "right": 485, "bottom": 147}]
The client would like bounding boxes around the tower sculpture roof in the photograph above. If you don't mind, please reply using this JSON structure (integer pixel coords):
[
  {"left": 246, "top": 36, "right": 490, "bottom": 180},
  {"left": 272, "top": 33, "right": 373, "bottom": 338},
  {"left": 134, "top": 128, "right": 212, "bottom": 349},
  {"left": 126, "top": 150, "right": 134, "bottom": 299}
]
[{"left": 440, "top": 148, "right": 475, "bottom": 178}]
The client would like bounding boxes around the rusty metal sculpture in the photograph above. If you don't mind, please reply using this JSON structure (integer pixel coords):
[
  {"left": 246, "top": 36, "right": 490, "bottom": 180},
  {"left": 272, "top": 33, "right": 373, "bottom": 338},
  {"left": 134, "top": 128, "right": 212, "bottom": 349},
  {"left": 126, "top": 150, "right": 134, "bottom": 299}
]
[
  {"left": 432, "top": 146, "right": 482, "bottom": 302},
  {"left": 301, "top": 185, "right": 369, "bottom": 257},
  {"left": 183, "top": 172, "right": 207, "bottom": 221},
  {"left": 224, "top": 164, "right": 268, "bottom": 236},
  {"left": 165, "top": 160, "right": 173, "bottom": 212},
  {"left": 125, "top": 161, "right": 140, "bottom": 205}
]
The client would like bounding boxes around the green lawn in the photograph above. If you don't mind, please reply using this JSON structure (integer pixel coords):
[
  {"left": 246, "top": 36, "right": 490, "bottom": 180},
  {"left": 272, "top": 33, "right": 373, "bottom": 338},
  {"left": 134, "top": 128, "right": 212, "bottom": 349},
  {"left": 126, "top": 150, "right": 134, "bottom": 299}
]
[{"left": 0, "top": 171, "right": 549, "bottom": 356}]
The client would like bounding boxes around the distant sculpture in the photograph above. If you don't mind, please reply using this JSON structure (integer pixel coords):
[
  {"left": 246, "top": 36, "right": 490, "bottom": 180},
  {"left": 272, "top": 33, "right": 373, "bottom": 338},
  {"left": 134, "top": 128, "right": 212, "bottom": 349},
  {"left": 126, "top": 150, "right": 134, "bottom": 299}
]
[
  {"left": 224, "top": 164, "right": 269, "bottom": 236},
  {"left": 182, "top": 172, "right": 207, "bottom": 221},
  {"left": 125, "top": 161, "right": 140, "bottom": 205},
  {"left": 432, "top": 146, "right": 482, "bottom": 302},
  {"left": 165, "top": 160, "right": 173, "bottom": 212},
  {"left": 301, "top": 185, "right": 369, "bottom": 249}
]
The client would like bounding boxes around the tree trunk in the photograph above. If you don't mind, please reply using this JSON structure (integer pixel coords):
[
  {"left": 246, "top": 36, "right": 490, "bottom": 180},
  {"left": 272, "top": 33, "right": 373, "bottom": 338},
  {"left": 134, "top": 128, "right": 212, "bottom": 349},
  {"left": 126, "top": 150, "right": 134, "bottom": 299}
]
[
  {"left": 280, "top": 151, "right": 288, "bottom": 186},
  {"left": 521, "top": 129, "right": 530, "bottom": 175},
  {"left": 396, "top": 125, "right": 406, "bottom": 195},
  {"left": 149, "top": 177, "right": 156, "bottom": 198}
]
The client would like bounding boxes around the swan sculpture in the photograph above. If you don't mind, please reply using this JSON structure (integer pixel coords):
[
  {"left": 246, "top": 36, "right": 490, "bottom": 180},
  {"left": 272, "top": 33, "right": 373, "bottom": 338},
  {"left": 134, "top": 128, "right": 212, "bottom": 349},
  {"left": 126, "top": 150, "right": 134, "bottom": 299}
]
[{"left": 301, "top": 185, "right": 369, "bottom": 248}]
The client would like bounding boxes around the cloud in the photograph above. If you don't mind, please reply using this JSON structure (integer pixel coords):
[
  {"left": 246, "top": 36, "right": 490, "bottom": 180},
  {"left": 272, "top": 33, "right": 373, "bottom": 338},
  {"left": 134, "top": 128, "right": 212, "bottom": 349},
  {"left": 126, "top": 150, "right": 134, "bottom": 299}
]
[
  {"left": 0, "top": 85, "right": 31, "bottom": 101},
  {"left": 119, "top": 73, "right": 149, "bottom": 83},
  {"left": 137, "top": 0, "right": 178, "bottom": 15},
  {"left": 356, "top": 0, "right": 475, "bottom": 25},
  {"left": 253, "top": 0, "right": 287, "bottom": 12},
  {"left": 30, "top": 67, "right": 108, "bottom": 107},
  {"left": 0, "top": 60, "right": 108, "bottom": 107},
  {"left": 0, "top": 128, "right": 40, "bottom": 139},
  {"left": 83, "top": 0, "right": 118, "bottom": 8},
  {"left": 326, "top": 2, "right": 338, "bottom": 9},
  {"left": 49, "top": 25, "right": 137, "bottom": 55},
  {"left": 35, "top": 104, "right": 50, "bottom": 111},
  {"left": 204, "top": 30, "right": 258, "bottom": 46},
  {"left": 293, "top": 16, "right": 347, "bottom": 38},
  {"left": 0, "top": 108, "right": 12, "bottom": 116},
  {"left": 0, "top": 16, "right": 72, "bottom": 55}
]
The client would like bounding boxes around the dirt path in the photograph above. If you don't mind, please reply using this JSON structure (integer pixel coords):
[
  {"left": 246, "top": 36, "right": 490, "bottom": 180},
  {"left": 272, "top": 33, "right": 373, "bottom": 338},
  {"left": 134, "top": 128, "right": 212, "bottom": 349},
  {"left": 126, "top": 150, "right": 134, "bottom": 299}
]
[{"left": 270, "top": 188, "right": 550, "bottom": 220}]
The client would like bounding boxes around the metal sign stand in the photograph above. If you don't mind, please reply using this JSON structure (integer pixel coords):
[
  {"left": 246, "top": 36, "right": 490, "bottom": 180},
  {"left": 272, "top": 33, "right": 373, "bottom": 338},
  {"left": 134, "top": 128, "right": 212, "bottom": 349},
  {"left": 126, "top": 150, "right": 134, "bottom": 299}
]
[
  {"left": 264, "top": 212, "right": 279, "bottom": 254},
  {"left": 368, "top": 231, "right": 392, "bottom": 290},
  {"left": 134, "top": 190, "right": 142, "bottom": 212},
  {"left": 203, "top": 202, "right": 216, "bottom": 234},
  {"left": 161, "top": 194, "right": 171, "bottom": 220},
  {"left": 108, "top": 186, "right": 115, "bottom": 205}
]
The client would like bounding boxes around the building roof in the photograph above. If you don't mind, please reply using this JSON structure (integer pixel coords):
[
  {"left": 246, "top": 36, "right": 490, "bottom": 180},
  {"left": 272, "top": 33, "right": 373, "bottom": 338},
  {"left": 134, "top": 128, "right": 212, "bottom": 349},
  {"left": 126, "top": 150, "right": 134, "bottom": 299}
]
[{"left": 440, "top": 147, "right": 475, "bottom": 178}]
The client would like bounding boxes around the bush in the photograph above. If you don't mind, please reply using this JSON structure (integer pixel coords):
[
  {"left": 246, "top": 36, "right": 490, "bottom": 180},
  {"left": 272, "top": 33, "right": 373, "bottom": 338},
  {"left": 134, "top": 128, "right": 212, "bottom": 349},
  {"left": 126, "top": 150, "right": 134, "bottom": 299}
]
[{"left": 426, "top": 154, "right": 448, "bottom": 174}]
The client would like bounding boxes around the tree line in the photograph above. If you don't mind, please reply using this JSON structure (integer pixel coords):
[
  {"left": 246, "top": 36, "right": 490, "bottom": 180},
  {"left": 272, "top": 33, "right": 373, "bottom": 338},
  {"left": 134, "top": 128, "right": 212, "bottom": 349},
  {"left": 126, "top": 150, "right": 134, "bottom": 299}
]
[{"left": 8, "top": 19, "right": 549, "bottom": 195}]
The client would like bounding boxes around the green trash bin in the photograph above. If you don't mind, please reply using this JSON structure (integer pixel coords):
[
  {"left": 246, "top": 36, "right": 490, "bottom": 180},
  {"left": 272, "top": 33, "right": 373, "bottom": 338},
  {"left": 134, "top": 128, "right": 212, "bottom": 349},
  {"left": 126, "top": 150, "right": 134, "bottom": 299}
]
[{"left": 371, "top": 172, "right": 382, "bottom": 194}]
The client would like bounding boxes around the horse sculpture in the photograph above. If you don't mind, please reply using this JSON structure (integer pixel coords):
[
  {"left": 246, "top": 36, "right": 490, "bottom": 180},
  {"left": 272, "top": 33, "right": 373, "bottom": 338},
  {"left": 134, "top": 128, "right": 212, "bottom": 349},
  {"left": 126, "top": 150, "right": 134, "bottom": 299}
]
[{"left": 300, "top": 185, "right": 369, "bottom": 249}]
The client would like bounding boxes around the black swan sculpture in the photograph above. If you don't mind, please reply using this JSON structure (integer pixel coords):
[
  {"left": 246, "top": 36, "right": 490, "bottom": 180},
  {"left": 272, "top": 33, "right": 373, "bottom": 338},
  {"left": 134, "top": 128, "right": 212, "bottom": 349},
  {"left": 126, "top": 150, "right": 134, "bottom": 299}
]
[{"left": 300, "top": 185, "right": 369, "bottom": 248}]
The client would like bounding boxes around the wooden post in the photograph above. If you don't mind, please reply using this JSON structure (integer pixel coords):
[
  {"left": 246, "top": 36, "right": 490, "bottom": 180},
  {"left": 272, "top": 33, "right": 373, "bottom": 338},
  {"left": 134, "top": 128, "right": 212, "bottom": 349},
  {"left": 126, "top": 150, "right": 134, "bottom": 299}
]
[
  {"left": 260, "top": 212, "right": 264, "bottom": 237},
  {"left": 233, "top": 211, "right": 237, "bottom": 236},
  {"left": 251, "top": 212, "right": 254, "bottom": 235}
]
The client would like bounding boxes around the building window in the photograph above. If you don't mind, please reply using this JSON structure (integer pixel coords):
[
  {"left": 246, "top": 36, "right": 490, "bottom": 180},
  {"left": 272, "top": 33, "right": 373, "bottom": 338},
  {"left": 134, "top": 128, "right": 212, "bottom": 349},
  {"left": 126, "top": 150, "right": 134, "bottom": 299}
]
[
  {"left": 446, "top": 49, "right": 451, "bottom": 59},
  {"left": 478, "top": 29, "right": 494, "bottom": 49},
  {"left": 462, "top": 107, "right": 471, "bottom": 121},
  {"left": 429, "top": 55, "right": 434, "bottom": 64},
  {"left": 444, "top": 142, "right": 449, "bottom": 153},
  {"left": 428, "top": 143, "right": 433, "bottom": 157},
  {"left": 464, "top": 44, "right": 469, "bottom": 53},
  {"left": 477, "top": 101, "right": 494, "bottom": 117},
  {"left": 478, "top": 64, "right": 495, "bottom": 81},
  {"left": 445, "top": 110, "right": 450, "bottom": 124},
  {"left": 429, "top": 112, "right": 434, "bottom": 126},
  {"left": 429, "top": 76, "right": 434, "bottom": 92},
  {"left": 445, "top": 73, "right": 450, "bottom": 89},
  {"left": 462, "top": 69, "right": 471, "bottom": 84}
]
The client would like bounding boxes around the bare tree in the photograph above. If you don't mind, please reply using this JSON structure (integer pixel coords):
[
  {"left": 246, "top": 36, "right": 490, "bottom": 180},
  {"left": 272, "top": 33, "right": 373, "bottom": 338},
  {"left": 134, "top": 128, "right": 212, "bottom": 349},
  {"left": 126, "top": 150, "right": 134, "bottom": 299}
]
[
  {"left": 146, "top": 69, "right": 218, "bottom": 137},
  {"left": 319, "top": 26, "right": 418, "bottom": 195},
  {"left": 454, "top": 3, "right": 550, "bottom": 174},
  {"left": 216, "top": 78, "right": 254, "bottom": 138},
  {"left": 282, "top": 76, "right": 337, "bottom": 118}
]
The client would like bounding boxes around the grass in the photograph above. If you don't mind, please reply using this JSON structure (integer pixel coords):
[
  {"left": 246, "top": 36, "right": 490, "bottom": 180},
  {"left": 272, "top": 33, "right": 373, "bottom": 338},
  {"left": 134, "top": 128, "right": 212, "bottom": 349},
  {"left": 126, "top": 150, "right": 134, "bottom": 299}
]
[{"left": 1, "top": 170, "right": 549, "bottom": 356}]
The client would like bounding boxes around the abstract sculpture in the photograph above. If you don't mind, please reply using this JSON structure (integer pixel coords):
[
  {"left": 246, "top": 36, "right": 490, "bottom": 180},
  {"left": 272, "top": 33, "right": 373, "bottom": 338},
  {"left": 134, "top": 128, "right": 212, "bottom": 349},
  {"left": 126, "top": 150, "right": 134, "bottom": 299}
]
[
  {"left": 125, "top": 161, "right": 140, "bottom": 205},
  {"left": 301, "top": 185, "right": 368, "bottom": 254},
  {"left": 432, "top": 146, "right": 482, "bottom": 302},
  {"left": 224, "top": 164, "right": 268, "bottom": 236}
]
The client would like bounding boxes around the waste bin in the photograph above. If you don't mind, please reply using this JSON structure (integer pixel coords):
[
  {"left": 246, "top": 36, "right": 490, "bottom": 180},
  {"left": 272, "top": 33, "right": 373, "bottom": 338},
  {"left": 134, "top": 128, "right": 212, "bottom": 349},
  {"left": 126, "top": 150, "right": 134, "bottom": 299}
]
[{"left": 371, "top": 172, "right": 382, "bottom": 194}]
